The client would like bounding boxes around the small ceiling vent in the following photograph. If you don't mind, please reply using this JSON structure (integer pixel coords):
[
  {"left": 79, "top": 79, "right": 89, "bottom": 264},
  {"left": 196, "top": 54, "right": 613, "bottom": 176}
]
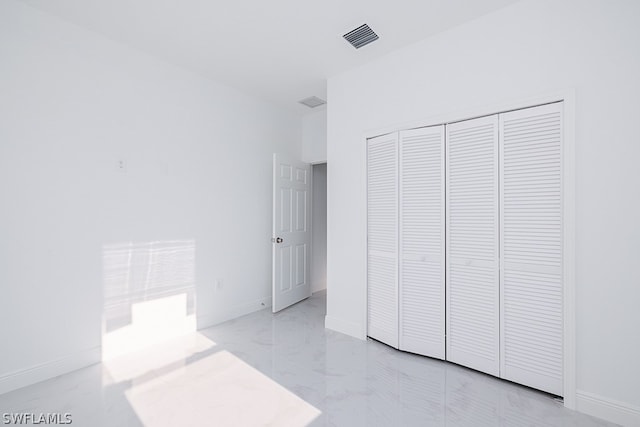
[
  {"left": 299, "top": 96, "right": 326, "bottom": 108},
  {"left": 343, "top": 23, "right": 379, "bottom": 49}
]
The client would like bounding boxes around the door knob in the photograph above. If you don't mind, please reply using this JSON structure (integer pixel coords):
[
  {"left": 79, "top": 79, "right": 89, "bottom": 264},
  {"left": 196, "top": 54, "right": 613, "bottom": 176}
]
[{"left": 275, "top": 237, "right": 283, "bottom": 243}]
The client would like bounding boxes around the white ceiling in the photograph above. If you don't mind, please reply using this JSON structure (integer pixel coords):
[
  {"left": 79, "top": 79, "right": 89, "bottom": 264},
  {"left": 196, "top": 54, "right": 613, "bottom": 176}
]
[{"left": 20, "top": 0, "right": 520, "bottom": 114}]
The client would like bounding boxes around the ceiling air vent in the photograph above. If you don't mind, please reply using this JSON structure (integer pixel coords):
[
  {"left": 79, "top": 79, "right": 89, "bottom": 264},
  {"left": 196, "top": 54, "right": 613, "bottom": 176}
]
[
  {"left": 343, "top": 23, "right": 379, "bottom": 49},
  {"left": 299, "top": 96, "right": 326, "bottom": 108}
]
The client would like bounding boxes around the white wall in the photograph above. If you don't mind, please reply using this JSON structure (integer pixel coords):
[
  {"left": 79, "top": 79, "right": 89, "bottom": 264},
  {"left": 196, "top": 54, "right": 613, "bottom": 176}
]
[
  {"left": 311, "top": 164, "right": 327, "bottom": 293},
  {"left": 326, "top": 0, "right": 640, "bottom": 424},
  {"left": 0, "top": 0, "right": 300, "bottom": 393},
  {"left": 301, "top": 108, "right": 327, "bottom": 164}
]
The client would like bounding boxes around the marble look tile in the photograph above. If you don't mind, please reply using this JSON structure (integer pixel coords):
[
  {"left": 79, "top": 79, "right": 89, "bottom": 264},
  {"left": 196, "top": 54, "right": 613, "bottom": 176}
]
[{"left": 0, "top": 292, "right": 616, "bottom": 426}]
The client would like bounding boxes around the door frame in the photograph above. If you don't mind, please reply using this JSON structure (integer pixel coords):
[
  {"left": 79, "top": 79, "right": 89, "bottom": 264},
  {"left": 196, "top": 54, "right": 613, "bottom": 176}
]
[{"left": 362, "top": 89, "right": 576, "bottom": 409}]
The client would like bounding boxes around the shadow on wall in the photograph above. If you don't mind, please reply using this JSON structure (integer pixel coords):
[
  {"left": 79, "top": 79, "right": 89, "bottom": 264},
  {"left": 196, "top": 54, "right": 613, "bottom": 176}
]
[{"left": 102, "top": 240, "right": 196, "bottom": 360}]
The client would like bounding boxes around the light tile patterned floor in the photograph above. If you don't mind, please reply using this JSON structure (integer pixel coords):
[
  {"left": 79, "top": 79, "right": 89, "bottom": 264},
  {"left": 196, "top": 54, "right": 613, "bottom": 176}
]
[{"left": 0, "top": 291, "right": 615, "bottom": 426}]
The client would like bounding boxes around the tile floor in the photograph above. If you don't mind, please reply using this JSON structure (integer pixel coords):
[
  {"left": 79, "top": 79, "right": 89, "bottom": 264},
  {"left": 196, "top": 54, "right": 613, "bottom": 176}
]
[{"left": 0, "top": 291, "right": 615, "bottom": 426}]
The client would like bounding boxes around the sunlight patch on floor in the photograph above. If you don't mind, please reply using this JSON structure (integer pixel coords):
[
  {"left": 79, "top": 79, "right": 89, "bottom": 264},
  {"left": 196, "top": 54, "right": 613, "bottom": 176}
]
[
  {"left": 115, "top": 342, "right": 322, "bottom": 426},
  {"left": 103, "top": 332, "right": 215, "bottom": 384},
  {"left": 103, "top": 293, "right": 197, "bottom": 360}
]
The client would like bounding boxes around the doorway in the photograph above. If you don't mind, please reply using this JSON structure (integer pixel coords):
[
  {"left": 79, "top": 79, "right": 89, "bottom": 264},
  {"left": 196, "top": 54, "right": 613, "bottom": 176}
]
[{"left": 311, "top": 163, "right": 327, "bottom": 294}]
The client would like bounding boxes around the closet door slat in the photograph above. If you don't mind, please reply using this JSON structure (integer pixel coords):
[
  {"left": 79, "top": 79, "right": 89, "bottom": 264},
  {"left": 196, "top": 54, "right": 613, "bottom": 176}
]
[
  {"left": 446, "top": 115, "right": 500, "bottom": 376},
  {"left": 367, "top": 132, "right": 399, "bottom": 348},
  {"left": 399, "top": 126, "right": 445, "bottom": 359},
  {"left": 500, "top": 102, "right": 563, "bottom": 396}
]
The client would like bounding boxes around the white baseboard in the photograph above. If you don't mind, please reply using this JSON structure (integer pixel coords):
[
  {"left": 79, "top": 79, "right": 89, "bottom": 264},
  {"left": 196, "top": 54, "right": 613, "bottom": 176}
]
[
  {"left": 0, "top": 346, "right": 101, "bottom": 396},
  {"left": 576, "top": 390, "right": 640, "bottom": 426},
  {"left": 324, "top": 315, "right": 365, "bottom": 340},
  {"left": 197, "top": 296, "right": 272, "bottom": 330},
  {"left": 311, "top": 280, "right": 326, "bottom": 294}
]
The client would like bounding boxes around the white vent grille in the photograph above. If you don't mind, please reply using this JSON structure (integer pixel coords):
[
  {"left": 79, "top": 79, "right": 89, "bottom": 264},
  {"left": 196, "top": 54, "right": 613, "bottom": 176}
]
[
  {"left": 298, "top": 96, "right": 326, "bottom": 108},
  {"left": 344, "top": 24, "right": 379, "bottom": 49}
]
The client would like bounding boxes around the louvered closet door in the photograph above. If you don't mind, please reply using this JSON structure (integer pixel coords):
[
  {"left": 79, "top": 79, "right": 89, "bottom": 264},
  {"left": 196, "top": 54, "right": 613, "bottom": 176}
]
[
  {"left": 367, "top": 132, "right": 399, "bottom": 348},
  {"left": 399, "top": 126, "right": 445, "bottom": 359},
  {"left": 500, "top": 103, "right": 563, "bottom": 396},
  {"left": 446, "top": 115, "right": 500, "bottom": 376}
]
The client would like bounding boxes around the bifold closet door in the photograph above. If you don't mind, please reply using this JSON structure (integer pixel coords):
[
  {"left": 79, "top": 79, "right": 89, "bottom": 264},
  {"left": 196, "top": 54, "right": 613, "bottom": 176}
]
[
  {"left": 367, "top": 132, "right": 399, "bottom": 348},
  {"left": 399, "top": 126, "right": 445, "bottom": 359},
  {"left": 446, "top": 115, "right": 500, "bottom": 376},
  {"left": 500, "top": 103, "right": 563, "bottom": 396}
]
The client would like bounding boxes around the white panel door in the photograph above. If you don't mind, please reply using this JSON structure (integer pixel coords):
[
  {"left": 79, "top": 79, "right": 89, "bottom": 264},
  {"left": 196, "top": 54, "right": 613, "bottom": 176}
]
[
  {"left": 272, "top": 154, "right": 311, "bottom": 313},
  {"left": 367, "top": 132, "right": 399, "bottom": 348},
  {"left": 446, "top": 115, "right": 500, "bottom": 376},
  {"left": 399, "top": 126, "right": 445, "bottom": 359},
  {"left": 499, "top": 103, "right": 563, "bottom": 395}
]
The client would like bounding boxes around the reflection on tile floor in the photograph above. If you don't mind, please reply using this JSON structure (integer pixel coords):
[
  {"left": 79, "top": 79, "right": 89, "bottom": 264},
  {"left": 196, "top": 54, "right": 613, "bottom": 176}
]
[{"left": 0, "top": 291, "right": 615, "bottom": 426}]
